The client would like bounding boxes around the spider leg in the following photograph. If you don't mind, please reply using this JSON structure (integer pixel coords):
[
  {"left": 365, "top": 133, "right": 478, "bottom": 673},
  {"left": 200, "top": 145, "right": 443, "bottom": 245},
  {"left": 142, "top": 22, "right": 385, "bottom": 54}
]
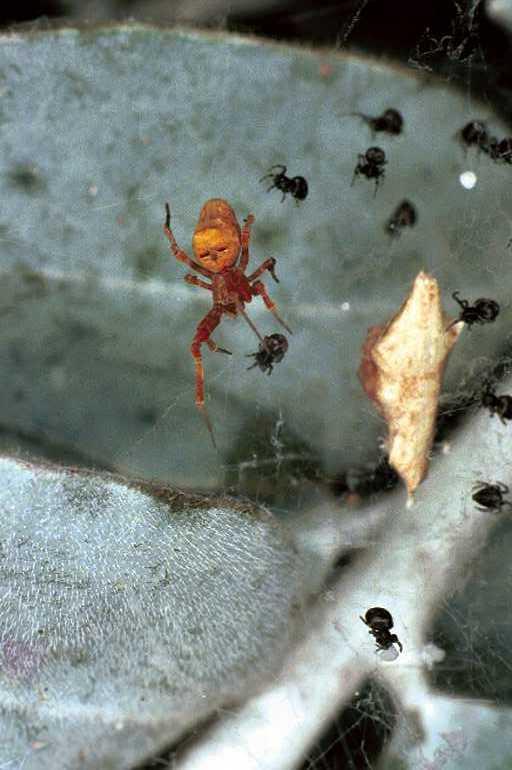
[
  {"left": 207, "top": 339, "right": 232, "bottom": 355},
  {"left": 351, "top": 166, "right": 361, "bottom": 187},
  {"left": 259, "top": 164, "right": 287, "bottom": 181},
  {"left": 239, "top": 213, "right": 255, "bottom": 271},
  {"left": 190, "top": 306, "right": 224, "bottom": 448},
  {"left": 163, "top": 203, "right": 212, "bottom": 279},
  {"left": 497, "top": 482, "right": 509, "bottom": 493},
  {"left": 192, "top": 330, "right": 231, "bottom": 379},
  {"left": 238, "top": 304, "right": 264, "bottom": 341},
  {"left": 248, "top": 257, "right": 279, "bottom": 283},
  {"left": 374, "top": 171, "right": 385, "bottom": 197},
  {"left": 452, "top": 291, "right": 468, "bottom": 309},
  {"left": 184, "top": 274, "right": 213, "bottom": 291},
  {"left": 251, "top": 280, "right": 293, "bottom": 334}
]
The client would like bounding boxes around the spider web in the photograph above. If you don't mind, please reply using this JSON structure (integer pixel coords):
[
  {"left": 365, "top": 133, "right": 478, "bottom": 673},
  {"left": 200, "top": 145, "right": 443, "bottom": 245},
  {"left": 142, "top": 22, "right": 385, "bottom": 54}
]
[{"left": 2, "top": 5, "right": 512, "bottom": 770}]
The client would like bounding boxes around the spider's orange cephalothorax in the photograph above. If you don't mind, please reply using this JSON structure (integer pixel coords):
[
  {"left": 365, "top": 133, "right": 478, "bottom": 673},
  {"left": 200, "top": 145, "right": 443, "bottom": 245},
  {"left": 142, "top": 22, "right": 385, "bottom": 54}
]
[{"left": 192, "top": 198, "right": 241, "bottom": 273}]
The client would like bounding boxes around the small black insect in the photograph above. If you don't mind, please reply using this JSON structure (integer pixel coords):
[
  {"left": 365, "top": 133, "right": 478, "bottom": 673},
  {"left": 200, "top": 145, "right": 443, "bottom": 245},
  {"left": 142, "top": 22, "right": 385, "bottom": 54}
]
[
  {"left": 360, "top": 607, "right": 403, "bottom": 654},
  {"left": 448, "top": 291, "right": 500, "bottom": 329},
  {"left": 259, "top": 164, "right": 308, "bottom": 202},
  {"left": 481, "top": 381, "right": 512, "bottom": 424},
  {"left": 459, "top": 120, "right": 490, "bottom": 152},
  {"left": 247, "top": 333, "right": 289, "bottom": 375},
  {"left": 352, "top": 147, "right": 386, "bottom": 194},
  {"left": 385, "top": 200, "right": 417, "bottom": 237},
  {"left": 459, "top": 121, "right": 512, "bottom": 164},
  {"left": 472, "top": 481, "right": 511, "bottom": 512},
  {"left": 357, "top": 108, "right": 403, "bottom": 136},
  {"left": 489, "top": 137, "right": 512, "bottom": 164}
]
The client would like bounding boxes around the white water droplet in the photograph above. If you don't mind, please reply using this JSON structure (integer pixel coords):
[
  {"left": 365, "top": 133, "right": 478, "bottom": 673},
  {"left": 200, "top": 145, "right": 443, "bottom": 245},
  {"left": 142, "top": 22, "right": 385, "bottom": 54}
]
[{"left": 459, "top": 171, "right": 477, "bottom": 190}]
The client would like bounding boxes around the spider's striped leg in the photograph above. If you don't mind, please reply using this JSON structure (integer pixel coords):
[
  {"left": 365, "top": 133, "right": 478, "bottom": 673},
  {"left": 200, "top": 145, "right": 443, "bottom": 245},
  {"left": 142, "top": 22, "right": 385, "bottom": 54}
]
[
  {"left": 239, "top": 213, "right": 255, "bottom": 272},
  {"left": 207, "top": 339, "right": 232, "bottom": 355},
  {"left": 248, "top": 257, "right": 279, "bottom": 283},
  {"left": 190, "top": 306, "right": 224, "bottom": 447},
  {"left": 251, "top": 280, "right": 293, "bottom": 335}
]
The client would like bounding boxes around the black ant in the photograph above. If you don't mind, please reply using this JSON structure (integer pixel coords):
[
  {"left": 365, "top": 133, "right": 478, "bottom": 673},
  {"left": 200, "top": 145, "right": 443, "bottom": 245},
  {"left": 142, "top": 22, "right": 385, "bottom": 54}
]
[
  {"left": 259, "top": 165, "right": 308, "bottom": 202},
  {"left": 356, "top": 108, "right": 403, "bottom": 136},
  {"left": 247, "top": 333, "right": 289, "bottom": 375},
  {"left": 360, "top": 607, "right": 403, "bottom": 654},
  {"left": 459, "top": 121, "right": 491, "bottom": 153},
  {"left": 472, "top": 481, "right": 512, "bottom": 512},
  {"left": 385, "top": 200, "right": 417, "bottom": 237},
  {"left": 352, "top": 147, "right": 386, "bottom": 194},
  {"left": 481, "top": 381, "right": 512, "bottom": 424},
  {"left": 447, "top": 291, "right": 499, "bottom": 329}
]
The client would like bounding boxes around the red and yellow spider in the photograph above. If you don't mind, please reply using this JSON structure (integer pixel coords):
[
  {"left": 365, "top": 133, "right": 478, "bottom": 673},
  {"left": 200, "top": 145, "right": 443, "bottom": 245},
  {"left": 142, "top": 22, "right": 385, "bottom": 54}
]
[{"left": 163, "top": 198, "right": 292, "bottom": 444}]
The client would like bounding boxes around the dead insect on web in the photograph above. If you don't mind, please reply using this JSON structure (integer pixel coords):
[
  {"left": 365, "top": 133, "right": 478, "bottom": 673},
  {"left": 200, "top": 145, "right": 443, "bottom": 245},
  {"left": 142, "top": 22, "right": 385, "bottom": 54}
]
[
  {"left": 488, "top": 137, "right": 512, "bottom": 164},
  {"left": 472, "top": 481, "right": 512, "bottom": 512},
  {"left": 447, "top": 291, "right": 499, "bottom": 330},
  {"left": 481, "top": 381, "right": 512, "bottom": 424},
  {"left": 247, "top": 333, "right": 289, "bottom": 375},
  {"left": 458, "top": 122, "right": 512, "bottom": 164},
  {"left": 259, "top": 164, "right": 308, "bottom": 202},
  {"left": 459, "top": 120, "right": 492, "bottom": 153},
  {"left": 385, "top": 200, "right": 417, "bottom": 237},
  {"left": 360, "top": 607, "right": 403, "bottom": 654},
  {"left": 355, "top": 108, "right": 403, "bottom": 136},
  {"left": 352, "top": 147, "right": 386, "bottom": 195},
  {"left": 163, "top": 200, "right": 292, "bottom": 447}
]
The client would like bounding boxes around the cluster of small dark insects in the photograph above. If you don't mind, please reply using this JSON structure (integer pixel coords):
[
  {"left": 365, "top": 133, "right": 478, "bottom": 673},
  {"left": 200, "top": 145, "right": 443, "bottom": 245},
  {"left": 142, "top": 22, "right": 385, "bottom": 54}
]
[
  {"left": 360, "top": 607, "right": 403, "bottom": 655},
  {"left": 259, "top": 164, "right": 308, "bottom": 203},
  {"left": 350, "top": 109, "right": 403, "bottom": 197},
  {"left": 447, "top": 291, "right": 500, "bottom": 330},
  {"left": 260, "top": 108, "right": 403, "bottom": 203},
  {"left": 472, "top": 481, "right": 512, "bottom": 513},
  {"left": 459, "top": 120, "right": 512, "bottom": 164},
  {"left": 385, "top": 200, "right": 417, "bottom": 237}
]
